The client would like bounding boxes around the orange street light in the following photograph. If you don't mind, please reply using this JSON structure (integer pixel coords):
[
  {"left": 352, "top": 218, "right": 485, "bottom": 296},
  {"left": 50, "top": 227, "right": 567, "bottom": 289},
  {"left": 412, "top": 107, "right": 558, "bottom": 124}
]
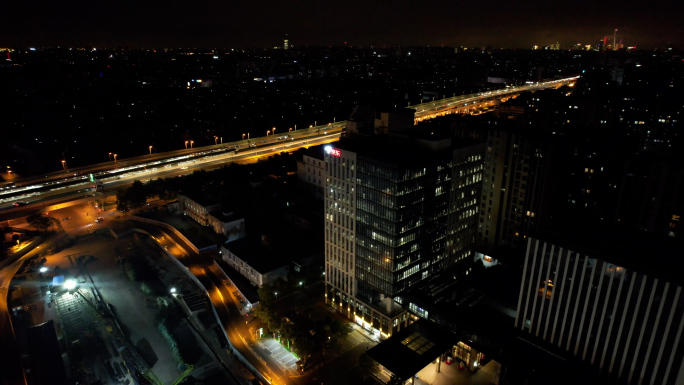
[
  {"left": 185, "top": 140, "right": 189, "bottom": 149},
  {"left": 242, "top": 133, "right": 246, "bottom": 140},
  {"left": 267, "top": 130, "right": 270, "bottom": 136},
  {"left": 114, "top": 154, "right": 118, "bottom": 163},
  {"left": 61, "top": 160, "right": 67, "bottom": 170},
  {"left": 190, "top": 140, "right": 194, "bottom": 149},
  {"left": 214, "top": 136, "right": 218, "bottom": 145},
  {"left": 108, "top": 152, "right": 112, "bottom": 161},
  {"left": 272, "top": 127, "right": 276, "bottom": 134},
  {"left": 149, "top": 145, "right": 153, "bottom": 154}
]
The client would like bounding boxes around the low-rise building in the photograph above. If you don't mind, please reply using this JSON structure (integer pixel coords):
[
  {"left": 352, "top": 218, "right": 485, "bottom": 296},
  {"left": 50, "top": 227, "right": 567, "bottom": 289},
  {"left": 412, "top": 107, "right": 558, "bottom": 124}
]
[
  {"left": 208, "top": 210, "right": 246, "bottom": 242},
  {"left": 296, "top": 145, "right": 325, "bottom": 200},
  {"left": 220, "top": 237, "right": 290, "bottom": 287},
  {"left": 178, "top": 193, "right": 220, "bottom": 226}
]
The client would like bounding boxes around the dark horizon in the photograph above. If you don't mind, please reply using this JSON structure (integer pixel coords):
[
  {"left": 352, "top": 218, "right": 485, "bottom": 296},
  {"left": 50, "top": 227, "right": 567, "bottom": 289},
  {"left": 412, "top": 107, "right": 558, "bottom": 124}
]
[{"left": 2, "top": 0, "right": 683, "bottom": 49}]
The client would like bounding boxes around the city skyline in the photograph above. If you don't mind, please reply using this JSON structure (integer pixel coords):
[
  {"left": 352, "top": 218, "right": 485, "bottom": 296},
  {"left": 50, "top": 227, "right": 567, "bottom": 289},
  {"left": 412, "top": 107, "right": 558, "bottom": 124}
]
[{"left": 2, "top": 0, "right": 682, "bottom": 49}]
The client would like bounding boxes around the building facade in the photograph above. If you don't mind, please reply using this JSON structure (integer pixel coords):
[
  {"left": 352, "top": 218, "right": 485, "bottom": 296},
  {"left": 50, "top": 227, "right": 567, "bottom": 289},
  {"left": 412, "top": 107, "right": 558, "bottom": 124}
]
[
  {"left": 515, "top": 236, "right": 684, "bottom": 385},
  {"left": 208, "top": 211, "right": 246, "bottom": 241},
  {"left": 296, "top": 146, "right": 325, "bottom": 200},
  {"left": 221, "top": 243, "right": 289, "bottom": 287},
  {"left": 478, "top": 129, "right": 556, "bottom": 247},
  {"left": 178, "top": 193, "right": 220, "bottom": 226},
  {"left": 324, "top": 133, "right": 485, "bottom": 340}
]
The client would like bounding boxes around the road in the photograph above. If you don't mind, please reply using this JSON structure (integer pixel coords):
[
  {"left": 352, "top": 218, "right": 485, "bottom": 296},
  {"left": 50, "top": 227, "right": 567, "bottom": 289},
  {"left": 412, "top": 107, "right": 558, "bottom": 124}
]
[{"left": 0, "top": 130, "right": 342, "bottom": 213}]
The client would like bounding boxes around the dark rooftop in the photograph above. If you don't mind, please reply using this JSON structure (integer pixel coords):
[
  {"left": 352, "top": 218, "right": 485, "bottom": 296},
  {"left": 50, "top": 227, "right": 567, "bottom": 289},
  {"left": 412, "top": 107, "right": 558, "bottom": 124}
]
[
  {"left": 366, "top": 318, "right": 459, "bottom": 380},
  {"left": 223, "top": 236, "right": 292, "bottom": 273},
  {"left": 179, "top": 191, "right": 220, "bottom": 208},
  {"left": 537, "top": 222, "right": 684, "bottom": 286},
  {"left": 301, "top": 144, "right": 325, "bottom": 160},
  {"left": 335, "top": 130, "right": 482, "bottom": 166},
  {"left": 209, "top": 209, "right": 242, "bottom": 223}
]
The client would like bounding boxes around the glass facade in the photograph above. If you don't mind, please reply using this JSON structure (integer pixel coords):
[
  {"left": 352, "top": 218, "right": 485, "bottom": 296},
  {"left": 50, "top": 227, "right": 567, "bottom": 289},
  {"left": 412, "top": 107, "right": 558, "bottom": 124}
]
[{"left": 355, "top": 154, "right": 455, "bottom": 303}]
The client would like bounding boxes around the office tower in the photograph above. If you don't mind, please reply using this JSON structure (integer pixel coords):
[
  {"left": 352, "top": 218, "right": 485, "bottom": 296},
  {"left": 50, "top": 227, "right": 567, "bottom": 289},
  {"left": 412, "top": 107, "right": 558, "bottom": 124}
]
[
  {"left": 515, "top": 230, "right": 684, "bottom": 385},
  {"left": 324, "top": 113, "right": 485, "bottom": 339},
  {"left": 478, "top": 128, "right": 557, "bottom": 248},
  {"left": 284, "top": 34, "right": 289, "bottom": 50}
]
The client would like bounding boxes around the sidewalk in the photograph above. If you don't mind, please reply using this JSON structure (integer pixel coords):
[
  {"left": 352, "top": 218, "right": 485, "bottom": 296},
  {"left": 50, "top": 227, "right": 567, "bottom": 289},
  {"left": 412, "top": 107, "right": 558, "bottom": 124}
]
[{"left": 323, "top": 304, "right": 379, "bottom": 344}]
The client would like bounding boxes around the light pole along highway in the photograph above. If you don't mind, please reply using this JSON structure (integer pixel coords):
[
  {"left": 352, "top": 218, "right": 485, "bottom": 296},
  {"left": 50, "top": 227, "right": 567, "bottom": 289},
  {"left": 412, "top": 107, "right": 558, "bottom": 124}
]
[{"left": 0, "top": 76, "right": 578, "bottom": 211}]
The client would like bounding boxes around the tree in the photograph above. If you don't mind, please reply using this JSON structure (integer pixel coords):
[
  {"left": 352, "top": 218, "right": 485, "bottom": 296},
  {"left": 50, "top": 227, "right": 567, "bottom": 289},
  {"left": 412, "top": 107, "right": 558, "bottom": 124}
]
[
  {"left": 128, "top": 180, "right": 148, "bottom": 208},
  {"left": 26, "top": 214, "right": 61, "bottom": 232},
  {"left": 116, "top": 189, "right": 132, "bottom": 212},
  {"left": 330, "top": 319, "right": 351, "bottom": 342},
  {"left": 257, "top": 284, "right": 275, "bottom": 304},
  {"left": 116, "top": 180, "right": 148, "bottom": 211}
]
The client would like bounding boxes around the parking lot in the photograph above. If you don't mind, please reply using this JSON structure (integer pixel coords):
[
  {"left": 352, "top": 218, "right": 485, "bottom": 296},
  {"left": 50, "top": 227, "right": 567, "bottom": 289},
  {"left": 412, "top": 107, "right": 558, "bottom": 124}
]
[{"left": 256, "top": 338, "right": 299, "bottom": 375}]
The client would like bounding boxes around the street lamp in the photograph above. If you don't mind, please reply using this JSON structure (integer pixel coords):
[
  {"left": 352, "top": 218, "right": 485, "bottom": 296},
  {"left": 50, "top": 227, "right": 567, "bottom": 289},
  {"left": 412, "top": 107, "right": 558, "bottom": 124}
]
[
  {"left": 65, "top": 279, "right": 77, "bottom": 291},
  {"left": 149, "top": 145, "right": 153, "bottom": 155},
  {"left": 289, "top": 128, "right": 292, "bottom": 132},
  {"left": 242, "top": 133, "right": 246, "bottom": 140},
  {"left": 114, "top": 154, "right": 118, "bottom": 163},
  {"left": 272, "top": 127, "right": 276, "bottom": 134},
  {"left": 61, "top": 160, "right": 67, "bottom": 170},
  {"left": 214, "top": 136, "right": 218, "bottom": 145},
  {"left": 190, "top": 140, "right": 194, "bottom": 149},
  {"left": 275, "top": 292, "right": 278, "bottom": 299},
  {"left": 108, "top": 152, "right": 112, "bottom": 161},
  {"left": 267, "top": 130, "right": 270, "bottom": 136},
  {"left": 170, "top": 287, "right": 177, "bottom": 294},
  {"left": 299, "top": 281, "right": 303, "bottom": 287},
  {"left": 185, "top": 140, "right": 189, "bottom": 149}
]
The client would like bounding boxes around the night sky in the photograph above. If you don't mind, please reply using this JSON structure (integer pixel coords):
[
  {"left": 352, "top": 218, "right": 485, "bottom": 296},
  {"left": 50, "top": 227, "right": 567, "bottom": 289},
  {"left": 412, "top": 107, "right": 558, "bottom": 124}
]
[{"left": 2, "top": 0, "right": 682, "bottom": 49}]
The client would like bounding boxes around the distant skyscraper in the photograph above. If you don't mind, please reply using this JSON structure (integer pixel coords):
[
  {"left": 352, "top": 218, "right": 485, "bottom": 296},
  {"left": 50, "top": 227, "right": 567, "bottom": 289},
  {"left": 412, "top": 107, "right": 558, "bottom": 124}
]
[{"left": 284, "top": 34, "right": 289, "bottom": 50}]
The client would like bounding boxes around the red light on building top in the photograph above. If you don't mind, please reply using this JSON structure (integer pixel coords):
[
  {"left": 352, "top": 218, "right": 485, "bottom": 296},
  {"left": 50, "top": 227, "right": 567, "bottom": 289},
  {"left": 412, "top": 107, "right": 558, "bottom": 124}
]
[{"left": 325, "top": 145, "right": 341, "bottom": 157}]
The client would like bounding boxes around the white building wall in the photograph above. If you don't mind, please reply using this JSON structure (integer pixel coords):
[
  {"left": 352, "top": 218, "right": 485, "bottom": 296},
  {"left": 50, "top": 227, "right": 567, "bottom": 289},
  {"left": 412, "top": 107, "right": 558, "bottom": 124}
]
[
  {"left": 324, "top": 145, "right": 357, "bottom": 315},
  {"left": 516, "top": 237, "right": 684, "bottom": 385}
]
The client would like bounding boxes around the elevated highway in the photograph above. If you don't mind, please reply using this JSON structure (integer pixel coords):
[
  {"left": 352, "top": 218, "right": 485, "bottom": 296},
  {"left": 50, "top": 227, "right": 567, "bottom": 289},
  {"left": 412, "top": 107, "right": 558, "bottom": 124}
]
[{"left": 0, "top": 76, "right": 578, "bottom": 216}]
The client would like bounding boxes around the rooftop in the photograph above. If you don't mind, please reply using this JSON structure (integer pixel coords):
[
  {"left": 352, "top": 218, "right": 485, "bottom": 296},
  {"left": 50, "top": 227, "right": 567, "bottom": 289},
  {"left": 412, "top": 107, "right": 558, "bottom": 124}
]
[
  {"left": 223, "top": 236, "right": 293, "bottom": 274},
  {"left": 178, "top": 191, "right": 220, "bottom": 208},
  {"left": 366, "top": 318, "right": 459, "bottom": 380},
  {"left": 537, "top": 222, "right": 684, "bottom": 286},
  {"left": 300, "top": 144, "right": 325, "bottom": 161},
  {"left": 209, "top": 209, "right": 242, "bottom": 223},
  {"left": 334, "top": 132, "right": 482, "bottom": 167}
]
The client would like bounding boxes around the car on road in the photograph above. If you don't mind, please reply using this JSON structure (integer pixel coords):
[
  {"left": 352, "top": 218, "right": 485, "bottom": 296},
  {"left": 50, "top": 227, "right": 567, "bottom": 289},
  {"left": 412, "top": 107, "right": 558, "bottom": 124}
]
[
  {"left": 95, "top": 217, "right": 104, "bottom": 223},
  {"left": 12, "top": 202, "right": 28, "bottom": 206}
]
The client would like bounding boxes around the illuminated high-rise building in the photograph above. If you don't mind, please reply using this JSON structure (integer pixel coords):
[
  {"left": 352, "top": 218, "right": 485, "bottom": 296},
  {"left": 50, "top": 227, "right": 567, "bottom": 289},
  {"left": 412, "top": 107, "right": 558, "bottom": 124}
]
[
  {"left": 324, "top": 109, "right": 485, "bottom": 339},
  {"left": 284, "top": 34, "right": 289, "bottom": 50}
]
